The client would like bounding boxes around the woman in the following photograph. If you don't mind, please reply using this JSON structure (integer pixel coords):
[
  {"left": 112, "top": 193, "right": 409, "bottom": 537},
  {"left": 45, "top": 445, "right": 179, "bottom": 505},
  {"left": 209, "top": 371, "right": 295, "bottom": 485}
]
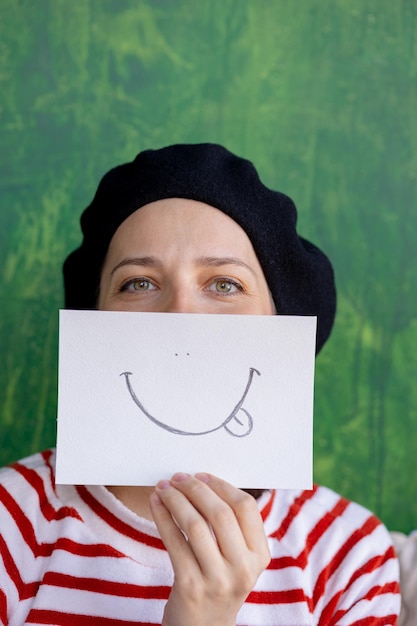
[{"left": 0, "top": 144, "right": 400, "bottom": 625}]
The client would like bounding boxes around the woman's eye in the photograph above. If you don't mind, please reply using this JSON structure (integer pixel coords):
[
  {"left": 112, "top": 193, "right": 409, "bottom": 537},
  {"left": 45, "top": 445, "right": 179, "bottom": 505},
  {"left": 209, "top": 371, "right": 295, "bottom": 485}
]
[
  {"left": 121, "top": 278, "right": 156, "bottom": 292},
  {"left": 208, "top": 279, "right": 243, "bottom": 294}
]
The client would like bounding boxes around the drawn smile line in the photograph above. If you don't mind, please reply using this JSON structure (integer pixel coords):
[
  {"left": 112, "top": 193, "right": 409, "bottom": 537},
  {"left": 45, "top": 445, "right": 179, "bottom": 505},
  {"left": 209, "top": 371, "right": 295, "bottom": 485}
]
[{"left": 120, "top": 367, "right": 261, "bottom": 437}]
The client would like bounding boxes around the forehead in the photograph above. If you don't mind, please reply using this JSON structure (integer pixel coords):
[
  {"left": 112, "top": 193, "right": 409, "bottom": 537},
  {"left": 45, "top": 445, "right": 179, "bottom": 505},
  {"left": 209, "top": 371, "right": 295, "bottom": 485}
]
[{"left": 107, "top": 198, "right": 256, "bottom": 253}]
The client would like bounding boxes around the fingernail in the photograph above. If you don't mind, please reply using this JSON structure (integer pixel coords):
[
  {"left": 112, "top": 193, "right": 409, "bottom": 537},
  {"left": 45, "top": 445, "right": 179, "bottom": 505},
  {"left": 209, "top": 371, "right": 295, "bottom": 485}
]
[
  {"left": 156, "top": 479, "right": 171, "bottom": 490},
  {"left": 150, "top": 492, "right": 163, "bottom": 505},
  {"left": 195, "top": 472, "right": 210, "bottom": 483},
  {"left": 171, "top": 472, "right": 190, "bottom": 483}
]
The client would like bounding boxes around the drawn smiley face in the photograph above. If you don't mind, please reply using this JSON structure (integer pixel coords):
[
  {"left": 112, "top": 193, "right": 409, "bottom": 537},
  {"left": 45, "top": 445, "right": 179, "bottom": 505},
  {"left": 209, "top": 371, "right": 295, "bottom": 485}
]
[{"left": 120, "top": 365, "right": 260, "bottom": 438}]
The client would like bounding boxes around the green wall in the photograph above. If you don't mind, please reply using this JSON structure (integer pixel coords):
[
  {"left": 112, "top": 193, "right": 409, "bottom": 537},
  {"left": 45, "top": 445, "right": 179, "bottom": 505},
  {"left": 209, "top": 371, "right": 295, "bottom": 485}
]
[{"left": 1, "top": 0, "right": 416, "bottom": 533}]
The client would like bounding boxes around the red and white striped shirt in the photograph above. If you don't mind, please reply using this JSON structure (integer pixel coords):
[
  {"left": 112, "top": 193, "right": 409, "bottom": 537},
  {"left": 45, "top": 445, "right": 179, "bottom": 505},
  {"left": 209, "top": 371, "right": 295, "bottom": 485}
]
[{"left": 0, "top": 449, "right": 400, "bottom": 625}]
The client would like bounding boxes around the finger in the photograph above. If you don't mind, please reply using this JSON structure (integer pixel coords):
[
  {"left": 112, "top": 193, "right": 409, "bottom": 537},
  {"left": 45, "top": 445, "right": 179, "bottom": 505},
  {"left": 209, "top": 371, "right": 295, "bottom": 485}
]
[
  {"left": 167, "top": 473, "right": 254, "bottom": 567},
  {"left": 195, "top": 473, "right": 270, "bottom": 558},
  {"left": 149, "top": 489, "right": 196, "bottom": 566},
  {"left": 153, "top": 478, "right": 222, "bottom": 575}
]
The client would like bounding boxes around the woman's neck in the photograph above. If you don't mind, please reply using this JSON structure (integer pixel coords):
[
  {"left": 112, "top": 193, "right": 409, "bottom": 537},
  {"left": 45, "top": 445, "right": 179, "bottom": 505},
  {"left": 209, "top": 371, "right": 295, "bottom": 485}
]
[{"left": 106, "top": 485, "right": 155, "bottom": 520}]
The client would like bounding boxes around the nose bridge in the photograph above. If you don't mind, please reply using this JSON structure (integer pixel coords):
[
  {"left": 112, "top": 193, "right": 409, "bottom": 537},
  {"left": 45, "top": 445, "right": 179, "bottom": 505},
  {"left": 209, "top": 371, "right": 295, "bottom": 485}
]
[{"left": 164, "top": 283, "right": 197, "bottom": 314}]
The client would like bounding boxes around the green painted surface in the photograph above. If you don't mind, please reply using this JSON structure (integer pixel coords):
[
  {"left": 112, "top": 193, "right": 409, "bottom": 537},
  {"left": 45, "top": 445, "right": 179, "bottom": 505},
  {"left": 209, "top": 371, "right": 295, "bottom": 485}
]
[{"left": 1, "top": 0, "right": 416, "bottom": 532}]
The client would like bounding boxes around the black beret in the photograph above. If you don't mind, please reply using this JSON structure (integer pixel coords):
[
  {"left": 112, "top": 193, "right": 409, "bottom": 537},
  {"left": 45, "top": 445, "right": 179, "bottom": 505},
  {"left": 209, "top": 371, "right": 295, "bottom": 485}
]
[{"left": 63, "top": 143, "right": 336, "bottom": 353}]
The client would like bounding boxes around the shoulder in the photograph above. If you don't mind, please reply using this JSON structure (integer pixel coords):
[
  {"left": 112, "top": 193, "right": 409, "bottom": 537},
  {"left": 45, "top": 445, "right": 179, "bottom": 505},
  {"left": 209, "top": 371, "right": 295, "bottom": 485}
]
[
  {"left": 1, "top": 448, "right": 55, "bottom": 479},
  {"left": 267, "top": 483, "right": 394, "bottom": 545},
  {"left": 1, "top": 448, "right": 55, "bottom": 494},
  {"left": 264, "top": 484, "right": 400, "bottom": 621},
  {"left": 0, "top": 448, "right": 82, "bottom": 529},
  {"left": 1, "top": 448, "right": 57, "bottom": 499},
  {"left": 266, "top": 483, "right": 398, "bottom": 565}
]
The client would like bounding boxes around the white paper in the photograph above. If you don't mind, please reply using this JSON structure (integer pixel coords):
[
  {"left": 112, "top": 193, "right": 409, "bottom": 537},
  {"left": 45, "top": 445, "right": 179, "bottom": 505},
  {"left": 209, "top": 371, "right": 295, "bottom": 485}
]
[{"left": 56, "top": 310, "right": 316, "bottom": 489}]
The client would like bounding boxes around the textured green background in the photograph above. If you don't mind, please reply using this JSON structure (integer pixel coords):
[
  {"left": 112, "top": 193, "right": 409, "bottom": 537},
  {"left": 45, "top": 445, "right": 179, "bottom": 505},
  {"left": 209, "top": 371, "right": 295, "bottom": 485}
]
[{"left": 1, "top": 0, "right": 416, "bottom": 533}]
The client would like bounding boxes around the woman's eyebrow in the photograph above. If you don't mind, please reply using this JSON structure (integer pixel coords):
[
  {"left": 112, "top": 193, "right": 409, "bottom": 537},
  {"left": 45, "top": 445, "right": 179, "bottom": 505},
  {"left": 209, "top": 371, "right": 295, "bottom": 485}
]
[
  {"left": 110, "top": 256, "right": 160, "bottom": 275},
  {"left": 110, "top": 255, "right": 256, "bottom": 276},
  {"left": 195, "top": 256, "right": 256, "bottom": 275}
]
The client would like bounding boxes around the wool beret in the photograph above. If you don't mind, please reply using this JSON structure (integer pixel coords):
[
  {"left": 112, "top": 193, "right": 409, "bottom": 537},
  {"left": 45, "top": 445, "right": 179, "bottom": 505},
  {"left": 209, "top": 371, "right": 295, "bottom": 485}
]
[{"left": 63, "top": 143, "right": 336, "bottom": 353}]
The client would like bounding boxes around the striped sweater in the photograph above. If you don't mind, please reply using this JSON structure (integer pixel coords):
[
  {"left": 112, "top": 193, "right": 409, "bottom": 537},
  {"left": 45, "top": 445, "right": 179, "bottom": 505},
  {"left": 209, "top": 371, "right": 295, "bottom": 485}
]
[{"left": 0, "top": 449, "right": 400, "bottom": 625}]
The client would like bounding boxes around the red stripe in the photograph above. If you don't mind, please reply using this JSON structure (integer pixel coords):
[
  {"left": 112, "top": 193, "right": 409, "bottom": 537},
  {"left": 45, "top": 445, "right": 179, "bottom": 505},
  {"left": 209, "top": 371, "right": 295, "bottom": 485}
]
[
  {"left": 53, "top": 537, "right": 124, "bottom": 558},
  {"left": 42, "top": 571, "right": 170, "bottom": 600},
  {"left": 247, "top": 587, "right": 312, "bottom": 607},
  {"left": 0, "top": 532, "right": 23, "bottom": 591},
  {"left": 313, "top": 515, "right": 380, "bottom": 608},
  {"left": 0, "top": 484, "right": 124, "bottom": 560},
  {"left": 26, "top": 610, "right": 160, "bottom": 626},
  {"left": 361, "top": 581, "right": 400, "bottom": 603},
  {"left": 270, "top": 485, "right": 318, "bottom": 540},
  {"left": 0, "top": 534, "right": 39, "bottom": 600},
  {"left": 267, "top": 554, "right": 304, "bottom": 569},
  {"left": 260, "top": 490, "right": 275, "bottom": 522},
  {"left": 307, "top": 496, "right": 350, "bottom": 557},
  {"left": 0, "top": 535, "right": 168, "bottom": 605},
  {"left": 347, "top": 546, "right": 397, "bottom": 588},
  {"left": 0, "top": 484, "right": 52, "bottom": 557},
  {"left": 0, "top": 587, "right": 7, "bottom": 625},
  {"left": 77, "top": 486, "right": 165, "bottom": 550},
  {"left": 1, "top": 530, "right": 121, "bottom": 602},
  {"left": 319, "top": 547, "right": 398, "bottom": 624},
  {"left": 329, "top": 597, "right": 399, "bottom": 626},
  {"left": 10, "top": 461, "right": 81, "bottom": 522},
  {"left": 268, "top": 495, "right": 350, "bottom": 572},
  {"left": 347, "top": 615, "right": 398, "bottom": 626},
  {"left": 41, "top": 449, "right": 55, "bottom": 479},
  {"left": 42, "top": 449, "right": 63, "bottom": 501}
]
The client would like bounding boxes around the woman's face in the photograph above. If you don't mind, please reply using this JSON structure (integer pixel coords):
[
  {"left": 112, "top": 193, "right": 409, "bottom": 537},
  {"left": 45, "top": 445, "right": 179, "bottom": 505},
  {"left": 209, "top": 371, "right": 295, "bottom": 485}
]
[{"left": 98, "top": 198, "right": 275, "bottom": 316}]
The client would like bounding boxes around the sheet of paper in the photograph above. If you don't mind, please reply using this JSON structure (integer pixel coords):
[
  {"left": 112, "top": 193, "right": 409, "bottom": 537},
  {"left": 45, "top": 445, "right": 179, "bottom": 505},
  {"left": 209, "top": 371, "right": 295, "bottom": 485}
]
[{"left": 56, "top": 310, "right": 316, "bottom": 489}]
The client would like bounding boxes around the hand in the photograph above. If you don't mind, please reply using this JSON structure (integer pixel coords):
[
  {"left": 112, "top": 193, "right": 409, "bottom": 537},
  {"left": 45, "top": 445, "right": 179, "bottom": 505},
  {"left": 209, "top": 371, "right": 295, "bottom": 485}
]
[{"left": 149, "top": 472, "right": 271, "bottom": 626}]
